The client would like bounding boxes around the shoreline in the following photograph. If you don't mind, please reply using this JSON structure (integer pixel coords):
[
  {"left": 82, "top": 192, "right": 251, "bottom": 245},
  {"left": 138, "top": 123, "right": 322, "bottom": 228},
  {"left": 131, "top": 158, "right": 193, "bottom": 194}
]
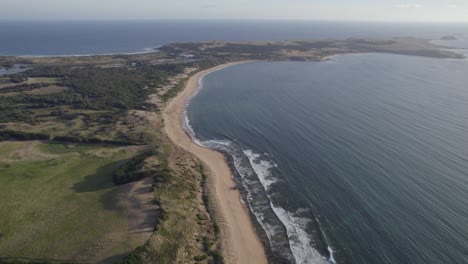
[
  {"left": 13, "top": 47, "right": 161, "bottom": 58},
  {"left": 162, "top": 61, "right": 268, "bottom": 264}
]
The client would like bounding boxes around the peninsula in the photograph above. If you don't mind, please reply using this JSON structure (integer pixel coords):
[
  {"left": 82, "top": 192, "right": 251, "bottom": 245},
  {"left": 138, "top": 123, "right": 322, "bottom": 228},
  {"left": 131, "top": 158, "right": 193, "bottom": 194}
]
[{"left": 0, "top": 38, "right": 463, "bottom": 264}]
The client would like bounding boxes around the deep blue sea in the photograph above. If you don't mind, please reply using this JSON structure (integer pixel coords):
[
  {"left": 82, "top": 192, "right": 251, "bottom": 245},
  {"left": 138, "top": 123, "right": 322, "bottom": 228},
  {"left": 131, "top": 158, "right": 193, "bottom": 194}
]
[
  {"left": 187, "top": 53, "right": 468, "bottom": 264},
  {"left": 2, "top": 20, "right": 468, "bottom": 264},
  {"left": 0, "top": 20, "right": 467, "bottom": 56}
]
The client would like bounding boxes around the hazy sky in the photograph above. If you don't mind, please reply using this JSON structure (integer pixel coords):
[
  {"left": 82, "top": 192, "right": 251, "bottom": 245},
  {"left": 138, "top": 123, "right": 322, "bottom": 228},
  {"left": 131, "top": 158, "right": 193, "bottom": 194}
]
[{"left": 2, "top": 0, "right": 468, "bottom": 22}]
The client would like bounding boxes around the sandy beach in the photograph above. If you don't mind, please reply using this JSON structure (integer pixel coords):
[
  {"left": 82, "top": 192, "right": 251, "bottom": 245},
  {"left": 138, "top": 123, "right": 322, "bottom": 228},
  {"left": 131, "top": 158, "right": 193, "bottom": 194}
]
[{"left": 163, "top": 61, "right": 268, "bottom": 264}]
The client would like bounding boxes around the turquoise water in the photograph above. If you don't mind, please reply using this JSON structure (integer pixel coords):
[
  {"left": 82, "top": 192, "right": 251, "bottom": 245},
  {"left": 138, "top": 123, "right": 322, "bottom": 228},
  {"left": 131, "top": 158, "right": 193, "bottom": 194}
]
[{"left": 187, "top": 54, "right": 468, "bottom": 263}]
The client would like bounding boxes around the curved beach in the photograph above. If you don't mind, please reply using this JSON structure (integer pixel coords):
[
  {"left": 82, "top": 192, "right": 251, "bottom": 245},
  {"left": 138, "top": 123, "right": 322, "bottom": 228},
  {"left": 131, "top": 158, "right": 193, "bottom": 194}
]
[{"left": 163, "top": 62, "right": 267, "bottom": 264}]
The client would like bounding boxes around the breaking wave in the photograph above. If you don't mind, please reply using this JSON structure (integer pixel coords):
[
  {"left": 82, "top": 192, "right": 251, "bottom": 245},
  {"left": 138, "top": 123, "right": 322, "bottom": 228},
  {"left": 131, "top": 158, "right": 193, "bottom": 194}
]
[
  {"left": 181, "top": 70, "right": 335, "bottom": 264},
  {"left": 184, "top": 113, "right": 334, "bottom": 263},
  {"left": 244, "top": 150, "right": 332, "bottom": 264}
]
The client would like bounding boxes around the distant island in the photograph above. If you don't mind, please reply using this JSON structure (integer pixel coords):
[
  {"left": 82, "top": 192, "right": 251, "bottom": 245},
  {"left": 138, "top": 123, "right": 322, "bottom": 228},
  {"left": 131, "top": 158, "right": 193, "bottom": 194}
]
[
  {"left": 0, "top": 38, "right": 464, "bottom": 264},
  {"left": 159, "top": 37, "right": 465, "bottom": 61},
  {"left": 0, "top": 37, "right": 464, "bottom": 70},
  {"left": 441, "top": 36, "right": 457, "bottom": 41}
]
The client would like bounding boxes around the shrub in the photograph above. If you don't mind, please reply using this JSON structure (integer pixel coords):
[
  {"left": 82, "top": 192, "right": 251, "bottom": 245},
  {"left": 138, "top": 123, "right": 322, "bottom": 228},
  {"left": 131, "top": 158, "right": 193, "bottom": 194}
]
[
  {"left": 0, "top": 130, "right": 50, "bottom": 141},
  {"left": 120, "top": 245, "right": 148, "bottom": 264},
  {"left": 211, "top": 250, "right": 224, "bottom": 264},
  {"left": 193, "top": 254, "right": 208, "bottom": 262},
  {"left": 53, "top": 135, "right": 81, "bottom": 143},
  {"left": 112, "top": 151, "right": 155, "bottom": 185}
]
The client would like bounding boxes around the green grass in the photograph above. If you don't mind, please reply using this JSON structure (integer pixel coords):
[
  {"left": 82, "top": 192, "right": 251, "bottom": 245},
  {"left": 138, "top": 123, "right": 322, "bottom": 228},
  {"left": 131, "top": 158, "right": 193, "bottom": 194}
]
[
  {"left": 134, "top": 143, "right": 219, "bottom": 263},
  {"left": 0, "top": 142, "right": 134, "bottom": 262},
  {"left": 0, "top": 77, "right": 58, "bottom": 89},
  {"left": 0, "top": 143, "right": 19, "bottom": 157},
  {"left": 38, "top": 142, "right": 102, "bottom": 154},
  {"left": 26, "top": 77, "right": 58, "bottom": 84}
]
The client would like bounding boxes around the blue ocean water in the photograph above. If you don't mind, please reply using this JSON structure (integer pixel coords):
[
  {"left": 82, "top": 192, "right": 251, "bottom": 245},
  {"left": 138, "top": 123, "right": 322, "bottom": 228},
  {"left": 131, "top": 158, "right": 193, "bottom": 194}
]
[
  {"left": 187, "top": 54, "right": 468, "bottom": 263},
  {"left": 0, "top": 20, "right": 467, "bottom": 56}
]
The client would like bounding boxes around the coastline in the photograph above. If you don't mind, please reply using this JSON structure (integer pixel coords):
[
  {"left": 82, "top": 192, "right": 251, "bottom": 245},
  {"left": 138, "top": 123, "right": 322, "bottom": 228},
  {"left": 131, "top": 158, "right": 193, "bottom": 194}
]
[
  {"left": 13, "top": 47, "right": 160, "bottom": 58},
  {"left": 162, "top": 61, "right": 268, "bottom": 264}
]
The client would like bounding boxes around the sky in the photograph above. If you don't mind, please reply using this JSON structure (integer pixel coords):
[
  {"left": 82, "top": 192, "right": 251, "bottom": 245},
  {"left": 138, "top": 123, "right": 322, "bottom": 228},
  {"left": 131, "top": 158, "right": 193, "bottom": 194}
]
[{"left": 1, "top": 0, "right": 468, "bottom": 22}]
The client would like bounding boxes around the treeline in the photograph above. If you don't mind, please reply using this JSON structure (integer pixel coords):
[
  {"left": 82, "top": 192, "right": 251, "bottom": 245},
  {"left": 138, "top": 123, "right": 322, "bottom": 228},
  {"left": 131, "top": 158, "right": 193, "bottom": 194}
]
[
  {"left": 0, "top": 108, "right": 34, "bottom": 123},
  {"left": 160, "top": 60, "right": 223, "bottom": 102},
  {"left": 0, "top": 63, "right": 188, "bottom": 123},
  {"left": 0, "top": 259, "right": 58, "bottom": 264},
  {"left": 61, "top": 67, "right": 156, "bottom": 109},
  {"left": 0, "top": 57, "right": 32, "bottom": 69},
  {"left": 209, "top": 43, "right": 286, "bottom": 54},
  {"left": 0, "top": 129, "right": 140, "bottom": 146},
  {"left": 0, "top": 82, "right": 50, "bottom": 94},
  {"left": 163, "top": 41, "right": 369, "bottom": 60},
  {"left": 53, "top": 136, "right": 139, "bottom": 146},
  {"left": 112, "top": 150, "right": 156, "bottom": 185},
  {"left": 46, "top": 64, "right": 185, "bottom": 109},
  {"left": 0, "top": 130, "right": 49, "bottom": 141},
  {"left": 161, "top": 77, "right": 188, "bottom": 102},
  {"left": 159, "top": 43, "right": 204, "bottom": 53},
  {"left": 6, "top": 92, "right": 93, "bottom": 111}
]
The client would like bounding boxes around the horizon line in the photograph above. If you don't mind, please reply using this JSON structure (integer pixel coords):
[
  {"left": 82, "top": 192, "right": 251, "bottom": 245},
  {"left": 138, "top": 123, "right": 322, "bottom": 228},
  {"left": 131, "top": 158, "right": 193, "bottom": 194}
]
[{"left": 1, "top": 18, "right": 468, "bottom": 24}]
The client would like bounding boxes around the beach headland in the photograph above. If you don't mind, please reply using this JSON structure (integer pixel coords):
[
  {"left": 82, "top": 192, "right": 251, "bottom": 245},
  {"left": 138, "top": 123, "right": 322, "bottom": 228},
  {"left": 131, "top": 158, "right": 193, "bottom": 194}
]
[
  {"left": 2, "top": 36, "right": 465, "bottom": 263},
  {"left": 163, "top": 61, "right": 268, "bottom": 264}
]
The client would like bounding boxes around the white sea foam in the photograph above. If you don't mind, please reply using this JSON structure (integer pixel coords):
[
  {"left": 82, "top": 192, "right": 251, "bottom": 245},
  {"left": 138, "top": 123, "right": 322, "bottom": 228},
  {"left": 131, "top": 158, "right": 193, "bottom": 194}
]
[
  {"left": 180, "top": 76, "right": 280, "bottom": 246},
  {"left": 182, "top": 113, "right": 203, "bottom": 146},
  {"left": 328, "top": 247, "right": 336, "bottom": 264},
  {"left": 206, "top": 141, "right": 279, "bottom": 248},
  {"left": 273, "top": 206, "right": 329, "bottom": 264},
  {"left": 207, "top": 139, "right": 233, "bottom": 147},
  {"left": 181, "top": 66, "right": 234, "bottom": 147},
  {"left": 324, "top": 59, "right": 340, "bottom": 64},
  {"left": 17, "top": 46, "right": 160, "bottom": 58},
  {"left": 244, "top": 150, "right": 330, "bottom": 264},
  {"left": 243, "top": 150, "right": 277, "bottom": 187},
  {"left": 181, "top": 73, "right": 208, "bottom": 147},
  {"left": 181, "top": 68, "right": 333, "bottom": 263}
]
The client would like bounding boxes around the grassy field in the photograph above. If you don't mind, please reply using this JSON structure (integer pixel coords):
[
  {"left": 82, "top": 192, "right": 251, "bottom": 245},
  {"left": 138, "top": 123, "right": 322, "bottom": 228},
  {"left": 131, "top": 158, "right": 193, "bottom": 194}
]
[
  {"left": 0, "top": 77, "right": 58, "bottom": 89},
  {"left": 1, "top": 108, "right": 161, "bottom": 145},
  {"left": 0, "top": 141, "right": 145, "bottom": 263},
  {"left": 25, "top": 77, "right": 58, "bottom": 85},
  {"left": 0, "top": 54, "right": 223, "bottom": 263}
]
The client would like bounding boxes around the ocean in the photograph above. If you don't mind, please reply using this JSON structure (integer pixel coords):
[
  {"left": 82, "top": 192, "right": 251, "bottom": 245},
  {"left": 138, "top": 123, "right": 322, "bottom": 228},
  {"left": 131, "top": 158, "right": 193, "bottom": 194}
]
[
  {"left": 0, "top": 20, "right": 467, "bottom": 56},
  {"left": 186, "top": 53, "right": 468, "bottom": 264}
]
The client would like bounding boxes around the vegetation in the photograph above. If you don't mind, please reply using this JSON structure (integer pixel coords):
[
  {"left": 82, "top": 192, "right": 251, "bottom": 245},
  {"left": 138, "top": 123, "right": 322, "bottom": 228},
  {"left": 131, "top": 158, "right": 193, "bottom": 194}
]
[
  {"left": 2, "top": 64, "right": 185, "bottom": 112},
  {"left": 0, "top": 130, "right": 50, "bottom": 141},
  {"left": 0, "top": 63, "right": 189, "bottom": 144},
  {"left": 0, "top": 141, "right": 139, "bottom": 262},
  {"left": 53, "top": 135, "right": 139, "bottom": 146},
  {"left": 160, "top": 60, "right": 224, "bottom": 102},
  {"left": 117, "top": 144, "right": 223, "bottom": 263},
  {"left": 160, "top": 38, "right": 465, "bottom": 61},
  {"left": 120, "top": 245, "right": 147, "bottom": 264},
  {"left": 161, "top": 76, "right": 189, "bottom": 102},
  {"left": 0, "top": 82, "right": 50, "bottom": 94},
  {"left": 1, "top": 51, "right": 225, "bottom": 263},
  {"left": 112, "top": 150, "right": 156, "bottom": 185},
  {"left": 0, "top": 57, "right": 32, "bottom": 69}
]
